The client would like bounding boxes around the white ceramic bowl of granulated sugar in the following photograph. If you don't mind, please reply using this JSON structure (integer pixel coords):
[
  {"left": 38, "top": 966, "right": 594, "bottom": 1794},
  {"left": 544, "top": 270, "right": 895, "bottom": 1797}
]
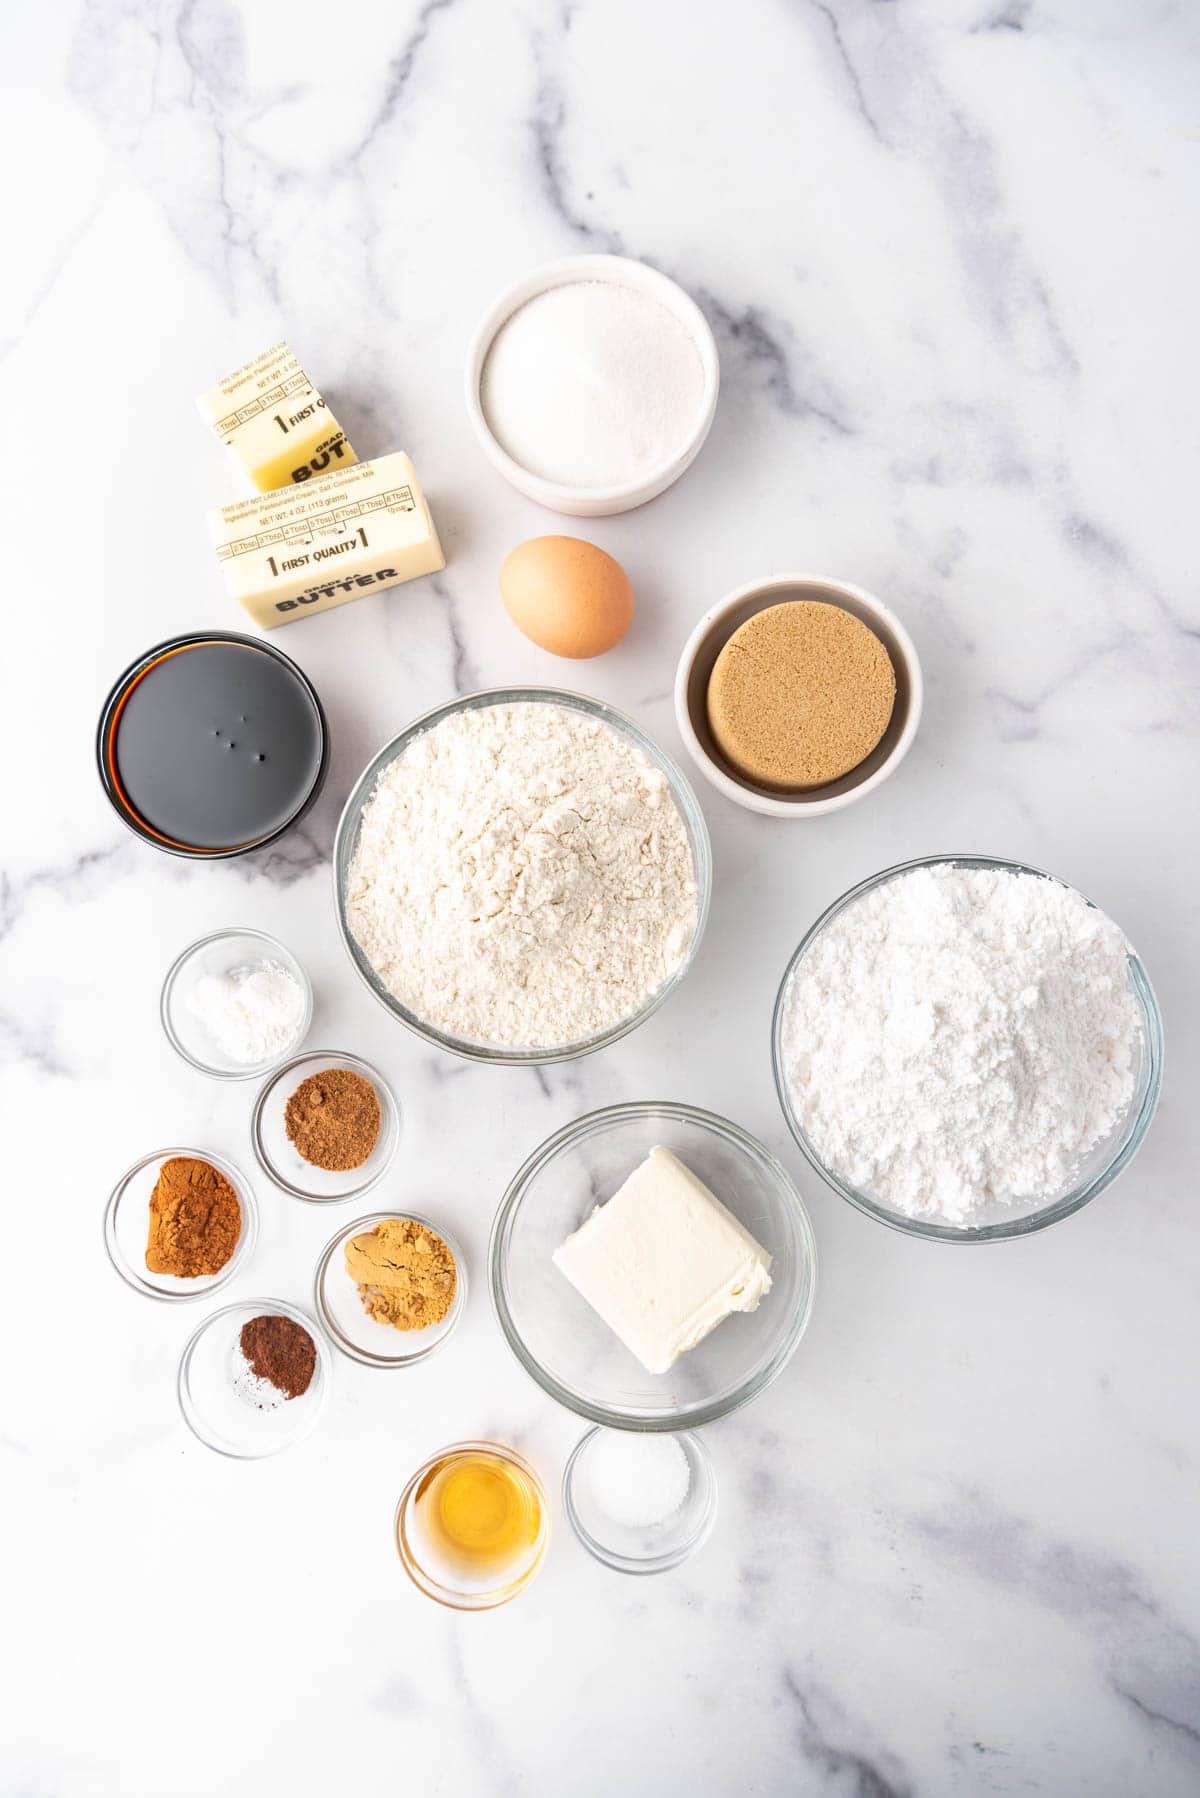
[{"left": 466, "top": 254, "right": 720, "bottom": 516}]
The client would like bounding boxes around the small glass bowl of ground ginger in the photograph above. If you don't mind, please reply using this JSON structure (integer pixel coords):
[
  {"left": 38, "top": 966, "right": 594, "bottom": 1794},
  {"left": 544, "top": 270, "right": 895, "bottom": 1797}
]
[
  {"left": 314, "top": 1210, "right": 467, "bottom": 1367},
  {"left": 251, "top": 1050, "right": 400, "bottom": 1202},
  {"left": 104, "top": 1147, "right": 258, "bottom": 1301},
  {"left": 178, "top": 1298, "right": 330, "bottom": 1457}
]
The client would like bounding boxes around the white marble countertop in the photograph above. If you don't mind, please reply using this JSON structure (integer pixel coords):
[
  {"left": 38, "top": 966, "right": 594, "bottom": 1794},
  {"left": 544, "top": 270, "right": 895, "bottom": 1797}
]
[{"left": 4, "top": 3, "right": 1197, "bottom": 1793}]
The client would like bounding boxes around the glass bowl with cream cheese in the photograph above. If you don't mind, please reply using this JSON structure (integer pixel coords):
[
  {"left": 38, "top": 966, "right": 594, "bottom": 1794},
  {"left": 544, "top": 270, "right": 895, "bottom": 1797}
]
[
  {"left": 332, "top": 689, "right": 712, "bottom": 1066},
  {"left": 489, "top": 1102, "right": 817, "bottom": 1431}
]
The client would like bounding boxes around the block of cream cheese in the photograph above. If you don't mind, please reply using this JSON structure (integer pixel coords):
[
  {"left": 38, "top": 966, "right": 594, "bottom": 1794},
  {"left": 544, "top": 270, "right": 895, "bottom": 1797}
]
[
  {"left": 197, "top": 341, "right": 357, "bottom": 492},
  {"left": 553, "top": 1146, "right": 772, "bottom": 1375},
  {"left": 207, "top": 451, "right": 445, "bottom": 629}
]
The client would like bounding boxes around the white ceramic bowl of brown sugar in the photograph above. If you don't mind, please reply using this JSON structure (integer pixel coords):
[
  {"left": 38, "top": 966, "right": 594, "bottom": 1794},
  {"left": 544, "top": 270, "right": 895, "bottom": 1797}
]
[{"left": 673, "top": 574, "right": 923, "bottom": 818}]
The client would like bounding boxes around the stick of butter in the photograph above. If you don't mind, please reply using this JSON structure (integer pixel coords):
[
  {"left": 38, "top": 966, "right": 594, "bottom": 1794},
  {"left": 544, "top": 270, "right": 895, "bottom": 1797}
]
[
  {"left": 553, "top": 1146, "right": 772, "bottom": 1376},
  {"left": 207, "top": 450, "right": 445, "bottom": 629},
  {"left": 197, "top": 341, "right": 357, "bottom": 492}
]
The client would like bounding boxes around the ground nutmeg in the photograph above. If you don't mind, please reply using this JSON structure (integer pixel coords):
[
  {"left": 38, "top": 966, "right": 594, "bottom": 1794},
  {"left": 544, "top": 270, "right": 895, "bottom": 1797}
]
[
  {"left": 239, "top": 1313, "right": 317, "bottom": 1401},
  {"left": 145, "top": 1155, "right": 241, "bottom": 1278},
  {"left": 285, "top": 1067, "right": 381, "bottom": 1171}
]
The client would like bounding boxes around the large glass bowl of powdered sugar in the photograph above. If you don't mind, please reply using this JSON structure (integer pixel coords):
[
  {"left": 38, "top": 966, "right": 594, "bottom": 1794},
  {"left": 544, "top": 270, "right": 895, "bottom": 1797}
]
[
  {"left": 333, "top": 689, "right": 712, "bottom": 1065},
  {"left": 771, "top": 854, "right": 1163, "bottom": 1241}
]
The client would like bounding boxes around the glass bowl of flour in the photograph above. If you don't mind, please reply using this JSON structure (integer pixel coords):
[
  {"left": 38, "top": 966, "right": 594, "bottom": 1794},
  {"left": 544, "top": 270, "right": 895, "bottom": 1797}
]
[
  {"left": 333, "top": 689, "right": 712, "bottom": 1065},
  {"left": 772, "top": 855, "right": 1163, "bottom": 1241}
]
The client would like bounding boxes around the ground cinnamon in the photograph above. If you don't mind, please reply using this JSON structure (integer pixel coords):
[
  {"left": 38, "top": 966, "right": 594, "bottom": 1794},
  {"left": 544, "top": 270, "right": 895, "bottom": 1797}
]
[
  {"left": 285, "top": 1067, "right": 381, "bottom": 1171},
  {"left": 145, "top": 1155, "right": 241, "bottom": 1278},
  {"left": 239, "top": 1314, "right": 317, "bottom": 1400}
]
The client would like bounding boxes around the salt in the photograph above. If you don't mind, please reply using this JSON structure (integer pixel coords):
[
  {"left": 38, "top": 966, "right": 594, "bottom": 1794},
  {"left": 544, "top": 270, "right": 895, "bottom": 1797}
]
[
  {"left": 186, "top": 961, "right": 306, "bottom": 1066},
  {"left": 588, "top": 1430, "right": 691, "bottom": 1530},
  {"left": 481, "top": 280, "right": 706, "bottom": 490}
]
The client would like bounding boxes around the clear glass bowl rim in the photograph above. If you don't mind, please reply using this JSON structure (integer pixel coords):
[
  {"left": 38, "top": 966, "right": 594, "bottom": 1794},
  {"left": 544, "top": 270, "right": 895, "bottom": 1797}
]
[
  {"left": 394, "top": 1438, "right": 551, "bottom": 1610},
  {"left": 562, "top": 1425, "right": 718, "bottom": 1575},
  {"left": 250, "top": 1049, "right": 400, "bottom": 1202},
  {"left": 331, "top": 686, "right": 713, "bottom": 1066},
  {"left": 313, "top": 1208, "right": 468, "bottom": 1367},
  {"left": 103, "top": 1145, "right": 259, "bottom": 1301},
  {"left": 160, "top": 927, "right": 313, "bottom": 1082},
  {"left": 176, "top": 1295, "right": 332, "bottom": 1460},
  {"left": 770, "top": 852, "right": 1165, "bottom": 1243},
  {"left": 488, "top": 1099, "right": 819, "bottom": 1429}
]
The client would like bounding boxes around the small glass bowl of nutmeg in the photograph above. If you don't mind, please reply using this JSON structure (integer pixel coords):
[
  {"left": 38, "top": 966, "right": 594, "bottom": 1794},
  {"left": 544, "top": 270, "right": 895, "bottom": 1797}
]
[{"left": 250, "top": 1050, "right": 400, "bottom": 1202}]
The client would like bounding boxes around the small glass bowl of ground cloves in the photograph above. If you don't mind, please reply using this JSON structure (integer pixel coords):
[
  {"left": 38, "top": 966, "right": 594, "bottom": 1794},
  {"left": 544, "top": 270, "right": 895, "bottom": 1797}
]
[
  {"left": 250, "top": 1051, "right": 400, "bottom": 1202},
  {"left": 178, "top": 1298, "right": 330, "bottom": 1457}
]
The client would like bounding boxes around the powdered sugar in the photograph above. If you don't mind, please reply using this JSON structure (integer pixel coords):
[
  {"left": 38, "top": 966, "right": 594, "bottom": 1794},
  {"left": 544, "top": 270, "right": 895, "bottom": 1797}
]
[
  {"left": 346, "top": 702, "right": 698, "bottom": 1049},
  {"left": 780, "top": 865, "right": 1141, "bottom": 1225}
]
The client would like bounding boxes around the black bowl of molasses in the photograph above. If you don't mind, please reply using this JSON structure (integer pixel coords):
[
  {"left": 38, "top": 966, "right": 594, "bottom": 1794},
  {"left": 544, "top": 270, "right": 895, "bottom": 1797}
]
[{"left": 97, "top": 632, "right": 328, "bottom": 859}]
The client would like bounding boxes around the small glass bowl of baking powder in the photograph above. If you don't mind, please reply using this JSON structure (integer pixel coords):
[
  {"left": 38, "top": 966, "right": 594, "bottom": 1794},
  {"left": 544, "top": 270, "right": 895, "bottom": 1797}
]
[
  {"left": 563, "top": 1427, "right": 717, "bottom": 1575},
  {"left": 160, "top": 928, "right": 312, "bottom": 1080},
  {"left": 771, "top": 854, "right": 1164, "bottom": 1243}
]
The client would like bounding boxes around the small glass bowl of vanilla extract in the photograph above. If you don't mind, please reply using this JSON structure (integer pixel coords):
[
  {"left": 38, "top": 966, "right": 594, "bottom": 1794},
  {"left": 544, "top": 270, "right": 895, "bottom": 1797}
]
[{"left": 395, "top": 1441, "right": 549, "bottom": 1610}]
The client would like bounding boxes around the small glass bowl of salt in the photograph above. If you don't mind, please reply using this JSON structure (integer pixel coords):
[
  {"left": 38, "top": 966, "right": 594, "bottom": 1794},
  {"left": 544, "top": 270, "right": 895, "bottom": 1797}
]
[
  {"left": 563, "top": 1427, "right": 717, "bottom": 1575},
  {"left": 161, "top": 928, "right": 312, "bottom": 1080}
]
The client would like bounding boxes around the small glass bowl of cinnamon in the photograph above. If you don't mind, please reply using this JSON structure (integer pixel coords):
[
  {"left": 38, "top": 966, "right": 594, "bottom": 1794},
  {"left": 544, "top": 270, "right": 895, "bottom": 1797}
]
[
  {"left": 103, "top": 1147, "right": 259, "bottom": 1302},
  {"left": 250, "top": 1050, "right": 400, "bottom": 1202}
]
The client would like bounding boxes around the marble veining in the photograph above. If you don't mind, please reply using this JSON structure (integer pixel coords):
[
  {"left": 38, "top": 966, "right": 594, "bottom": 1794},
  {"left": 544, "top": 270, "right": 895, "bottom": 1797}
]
[{"left": 3, "top": 1, "right": 1198, "bottom": 1794}]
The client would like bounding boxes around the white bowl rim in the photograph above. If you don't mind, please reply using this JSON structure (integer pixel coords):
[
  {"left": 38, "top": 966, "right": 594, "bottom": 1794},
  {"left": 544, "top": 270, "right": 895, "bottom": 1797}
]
[
  {"left": 674, "top": 572, "right": 924, "bottom": 817},
  {"left": 464, "top": 252, "right": 720, "bottom": 513}
]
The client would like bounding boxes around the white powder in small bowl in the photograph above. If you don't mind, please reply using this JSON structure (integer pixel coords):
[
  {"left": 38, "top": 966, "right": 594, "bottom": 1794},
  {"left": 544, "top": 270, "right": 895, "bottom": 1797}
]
[
  {"left": 481, "top": 280, "right": 706, "bottom": 490},
  {"left": 780, "top": 864, "right": 1143, "bottom": 1226},
  {"left": 187, "top": 962, "right": 306, "bottom": 1067},
  {"left": 588, "top": 1430, "right": 691, "bottom": 1530}
]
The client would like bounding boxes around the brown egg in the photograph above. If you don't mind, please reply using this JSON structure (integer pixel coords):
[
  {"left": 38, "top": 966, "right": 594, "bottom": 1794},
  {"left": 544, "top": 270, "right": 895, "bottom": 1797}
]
[{"left": 500, "top": 536, "right": 634, "bottom": 659}]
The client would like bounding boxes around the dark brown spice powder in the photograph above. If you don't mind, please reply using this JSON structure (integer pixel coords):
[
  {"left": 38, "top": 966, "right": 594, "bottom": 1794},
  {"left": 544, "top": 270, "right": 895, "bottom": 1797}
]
[{"left": 239, "top": 1314, "right": 317, "bottom": 1401}]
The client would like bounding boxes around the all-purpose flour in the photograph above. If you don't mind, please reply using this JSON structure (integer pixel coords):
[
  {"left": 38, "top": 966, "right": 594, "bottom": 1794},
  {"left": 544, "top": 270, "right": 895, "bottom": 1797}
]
[
  {"left": 780, "top": 865, "right": 1141, "bottom": 1225},
  {"left": 346, "top": 703, "right": 698, "bottom": 1048}
]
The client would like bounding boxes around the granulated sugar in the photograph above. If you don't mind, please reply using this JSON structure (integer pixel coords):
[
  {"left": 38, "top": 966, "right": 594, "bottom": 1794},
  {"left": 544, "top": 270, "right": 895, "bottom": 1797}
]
[
  {"left": 780, "top": 864, "right": 1141, "bottom": 1225},
  {"left": 481, "top": 280, "right": 706, "bottom": 489}
]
